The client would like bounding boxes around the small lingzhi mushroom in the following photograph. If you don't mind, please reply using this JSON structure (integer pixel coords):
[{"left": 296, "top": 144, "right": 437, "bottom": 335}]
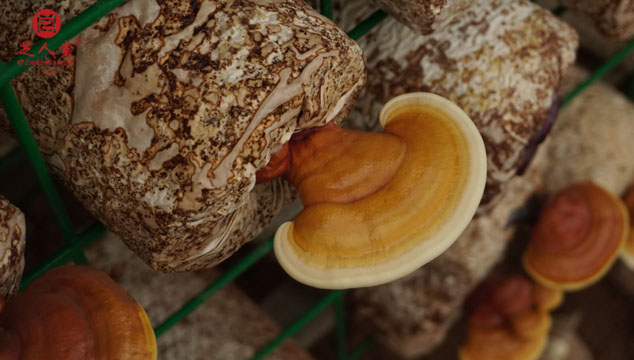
[
  {"left": 621, "top": 186, "right": 634, "bottom": 270},
  {"left": 0, "top": 196, "right": 25, "bottom": 299},
  {"left": 460, "top": 275, "right": 563, "bottom": 360},
  {"left": 0, "top": 265, "right": 156, "bottom": 360},
  {"left": 523, "top": 182, "right": 629, "bottom": 291},
  {"left": 274, "top": 93, "right": 487, "bottom": 289}
]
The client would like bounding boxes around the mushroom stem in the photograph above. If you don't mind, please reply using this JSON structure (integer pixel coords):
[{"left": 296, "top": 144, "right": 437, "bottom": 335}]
[
  {"left": 286, "top": 122, "right": 406, "bottom": 206},
  {"left": 255, "top": 143, "right": 290, "bottom": 184}
]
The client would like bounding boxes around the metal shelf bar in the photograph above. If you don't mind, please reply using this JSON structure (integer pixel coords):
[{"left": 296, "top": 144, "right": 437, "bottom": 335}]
[
  {"left": 347, "top": 338, "right": 376, "bottom": 360},
  {"left": 321, "top": 0, "right": 333, "bottom": 20},
  {"left": 347, "top": 10, "right": 388, "bottom": 41},
  {"left": 154, "top": 238, "right": 275, "bottom": 337},
  {"left": 335, "top": 293, "right": 348, "bottom": 360},
  {"left": 562, "top": 39, "right": 634, "bottom": 106},
  {"left": 0, "top": 81, "right": 87, "bottom": 264},
  {"left": 252, "top": 290, "right": 344, "bottom": 360}
]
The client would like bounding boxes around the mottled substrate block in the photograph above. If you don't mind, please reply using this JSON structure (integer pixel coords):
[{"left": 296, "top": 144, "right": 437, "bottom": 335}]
[
  {"left": 350, "top": 156, "right": 545, "bottom": 358},
  {"left": 540, "top": 66, "right": 634, "bottom": 196},
  {"left": 335, "top": 0, "right": 577, "bottom": 209},
  {"left": 0, "top": 0, "right": 366, "bottom": 272},
  {"left": 370, "top": 0, "right": 474, "bottom": 35},
  {"left": 535, "top": 0, "right": 634, "bottom": 85},
  {"left": 85, "top": 232, "right": 315, "bottom": 360},
  {"left": 0, "top": 196, "right": 25, "bottom": 299},
  {"left": 563, "top": 0, "right": 634, "bottom": 42}
]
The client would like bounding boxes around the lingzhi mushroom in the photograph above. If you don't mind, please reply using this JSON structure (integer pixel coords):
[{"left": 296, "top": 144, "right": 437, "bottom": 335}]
[
  {"left": 523, "top": 182, "right": 629, "bottom": 291},
  {"left": 460, "top": 275, "right": 563, "bottom": 360},
  {"left": 274, "top": 93, "right": 487, "bottom": 289},
  {"left": 0, "top": 265, "right": 156, "bottom": 360}
]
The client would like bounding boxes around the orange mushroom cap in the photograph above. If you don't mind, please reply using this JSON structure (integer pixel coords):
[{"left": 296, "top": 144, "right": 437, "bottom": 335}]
[
  {"left": 621, "top": 187, "right": 634, "bottom": 270},
  {"left": 460, "top": 275, "right": 562, "bottom": 360},
  {"left": 0, "top": 265, "right": 156, "bottom": 360},
  {"left": 274, "top": 93, "right": 487, "bottom": 289},
  {"left": 523, "top": 182, "right": 629, "bottom": 291}
]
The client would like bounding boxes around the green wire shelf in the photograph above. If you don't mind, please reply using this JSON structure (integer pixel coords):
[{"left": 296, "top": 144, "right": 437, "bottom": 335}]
[{"left": 1, "top": 1, "right": 634, "bottom": 359}]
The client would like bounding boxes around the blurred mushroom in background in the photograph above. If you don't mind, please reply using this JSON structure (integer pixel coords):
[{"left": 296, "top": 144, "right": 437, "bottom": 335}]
[
  {"left": 0, "top": 265, "right": 157, "bottom": 360},
  {"left": 523, "top": 182, "right": 629, "bottom": 291},
  {"left": 531, "top": 65, "right": 634, "bottom": 299},
  {"left": 459, "top": 275, "right": 563, "bottom": 360}
]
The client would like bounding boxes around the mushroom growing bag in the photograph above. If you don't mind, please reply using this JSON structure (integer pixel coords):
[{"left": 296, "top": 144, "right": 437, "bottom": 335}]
[
  {"left": 0, "top": 196, "right": 25, "bottom": 299},
  {"left": 0, "top": 0, "right": 366, "bottom": 271},
  {"left": 370, "top": 0, "right": 475, "bottom": 35},
  {"left": 335, "top": 0, "right": 578, "bottom": 209},
  {"left": 563, "top": 0, "right": 634, "bottom": 42}
]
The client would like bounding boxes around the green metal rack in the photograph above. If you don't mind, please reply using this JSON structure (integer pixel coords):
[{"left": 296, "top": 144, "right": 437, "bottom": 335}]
[{"left": 1, "top": 1, "right": 633, "bottom": 359}]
